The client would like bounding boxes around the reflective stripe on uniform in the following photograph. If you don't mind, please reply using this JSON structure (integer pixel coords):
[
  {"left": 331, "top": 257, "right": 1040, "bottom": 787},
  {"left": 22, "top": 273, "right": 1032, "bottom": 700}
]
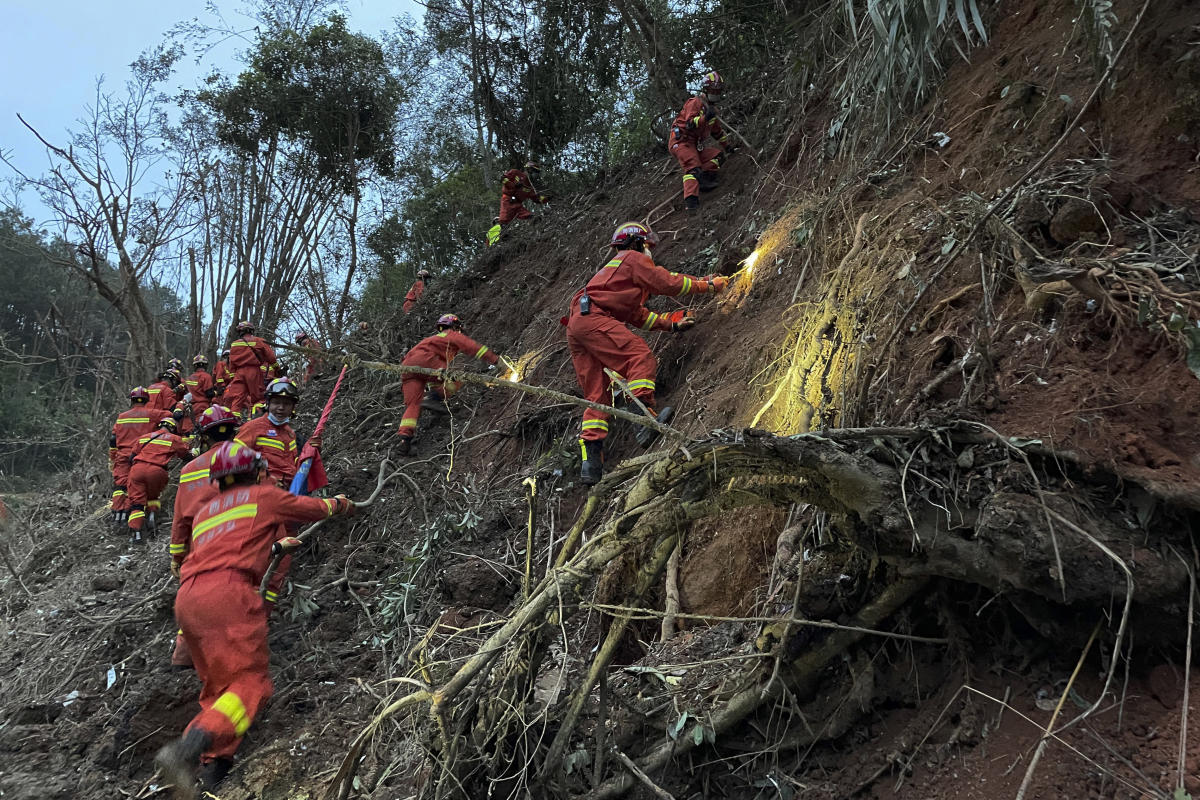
[
  {"left": 116, "top": 417, "right": 151, "bottom": 424},
  {"left": 180, "top": 468, "right": 210, "bottom": 484},
  {"left": 212, "top": 691, "right": 251, "bottom": 736},
  {"left": 264, "top": 590, "right": 278, "bottom": 603},
  {"left": 148, "top": 500, "right": 161, "bottom": 511},
  {"left": 169, "top": 543, "right": 186, "bottom": 554},
  {"left": 627, "top": 379, "right": 656, "bottom": 392},
  {"left": 676, "top": 276, "right": 693, "bottom": 295},
  {"left": 192, "top": 503, "right": 258, "bottom": 540},
  {"left": 682, "top": 174, "right": 698, "bottom": 183},
  {"left": 641, "top": 312, "right": 660, "bottom": 330},
  {"left": 129, "top": 510, "right": 146, "bottom": 521},
  {"left": 399, "top": 418, "right": 418, "bottom": 428},
  {"left": 254, "top": 436, "right": 286, "bottom": 452},
  {"left": 603, "top": 258, "right": 621, "bottom": 269},
  {"left": 581, "top": 419, "right": 609, "bottom": 432},
  {"left": 475, "top": 346, "right": 489, "bottom": 359}
]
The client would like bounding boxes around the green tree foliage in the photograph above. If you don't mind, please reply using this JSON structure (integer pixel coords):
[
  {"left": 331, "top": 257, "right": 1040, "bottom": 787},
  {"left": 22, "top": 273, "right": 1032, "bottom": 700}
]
[{"left": 0, "top": 209, "right": 189, "bottom": 481}]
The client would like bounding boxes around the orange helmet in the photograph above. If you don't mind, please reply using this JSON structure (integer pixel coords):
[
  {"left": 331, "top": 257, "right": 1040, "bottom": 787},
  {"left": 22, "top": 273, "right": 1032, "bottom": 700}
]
[
  {"left": 609, "top": 221, "right": 659, "bottom": 250},
  {"left": 699, "top": 70, "right": 724, "bottom": 95}
]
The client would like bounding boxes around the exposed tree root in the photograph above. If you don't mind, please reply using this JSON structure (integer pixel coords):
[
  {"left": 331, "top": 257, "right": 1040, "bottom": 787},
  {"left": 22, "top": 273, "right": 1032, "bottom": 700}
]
[{"left": 325, "top": 422, "right": 1196, "bottom": 800}]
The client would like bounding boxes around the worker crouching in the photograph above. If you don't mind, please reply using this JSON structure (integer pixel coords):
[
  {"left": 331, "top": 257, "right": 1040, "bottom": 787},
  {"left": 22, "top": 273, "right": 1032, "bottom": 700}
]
[
  {"left": 396, "top": 314, "right": 501, "bottom": 456},
  {"left": 127, "top": 417, "right": 191, "bottom": 542},
  {"left": 154, "top": 441, "right": 353, "bottom": 798},
  {"left": 565, "top": 221, "right": 726, "bottom": 484}
]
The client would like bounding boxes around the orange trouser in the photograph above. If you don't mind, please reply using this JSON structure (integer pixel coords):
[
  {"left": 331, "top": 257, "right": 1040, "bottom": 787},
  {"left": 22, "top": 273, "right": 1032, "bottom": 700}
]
[
  {"left": 498, "top": 196, "right": 533, "bottom": 224},
  {"left": 177, "top": 572, "right": 273, "bottom": 763},
  {"left": 670, "top": 140, "right": 722, "bottom": 199},
  {"left": 566, "top": 312, "right": 657, "bottom": 442},
  {"left": 397, "top": 375, "right": 460, "bottom": 438},
  {"left": 224, "top": 366, "right": 264, "bottom": 416},
  {"left": 127, "top": 462, "right": 169, "bottom": 531},
  {"left": 171, "top": 631, "right": 194, "bottom": 667},
  {"left": 111, "top": 458, "right": 132, "bottom": 512}
]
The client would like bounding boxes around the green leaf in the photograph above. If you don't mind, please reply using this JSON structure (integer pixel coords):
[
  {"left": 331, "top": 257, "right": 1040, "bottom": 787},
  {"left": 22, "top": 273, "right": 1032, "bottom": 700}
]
[
  {"left": 1167, "top": 311, "right": 1188, "bottom": 332},
  {"left": 1172, "top": 788, "right": 1192, "bottom": 800},
  {"left": 670, "top": 711, "right": 690, "bottom": 740},
  {"left": 692, "top": 725, "right": 705, "bottom": 746}
]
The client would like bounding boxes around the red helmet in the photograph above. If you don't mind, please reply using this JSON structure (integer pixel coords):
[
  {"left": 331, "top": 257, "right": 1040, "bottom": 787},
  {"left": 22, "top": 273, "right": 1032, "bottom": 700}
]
[
  {"left": 161, "top": 368, "right": 183, "bottom": 384},
  {"left": 609, "top": 221, "right": 659, "bottom": 250},
  {"left": 130, "top": 386, "right": 150, "bottom": 403},
  {"left": 166, "top": 358, "right": 183, "bottom": 371},
  {"left": 265, "top": 377, "right": 300, "bottom": 401},
  {"left": 235, "top": 321, "right": 254, "bottom": 334},
  {"left": 294, "top": 332, "right": 310, "bottom": 344},
  {"left": 198, "top": 405, "right": 239, "bottom": 434},
  {"left": 209, "top": 440, "right": 264, "bottom": 482},
  {"left": 700, "top": 70, "right": 724, "bottom": 95},
  {"left": 417, "top": 269, "right": 431, "bottom": 279},
  {"left": 158, "top": 417, "right": 178, "bottom": 432},
  {"left": 192, "top": 354, "right": 208, "bottom": 366},
  {"left": 437, "top": 313, "right": 461, "bottom": 330}
]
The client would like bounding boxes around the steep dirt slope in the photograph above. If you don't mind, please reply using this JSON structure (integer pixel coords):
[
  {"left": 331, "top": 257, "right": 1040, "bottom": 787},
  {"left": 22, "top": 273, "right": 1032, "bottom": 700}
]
[{"left": 3, "top": 0, "right": 1200, "bottom": 798}]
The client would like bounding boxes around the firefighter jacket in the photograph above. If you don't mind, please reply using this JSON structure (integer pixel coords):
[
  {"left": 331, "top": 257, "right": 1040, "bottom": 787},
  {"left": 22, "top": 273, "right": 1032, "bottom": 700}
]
[
  {"left": 169, "top": 449, "right": 219, "bottom": 566},
  {"left": 403, "top": 279, "right": 425, "bottom": 314},
  {"left": 500, "top": 169, "right": 543, "bottom": 204},
  {"left": 402, "top": 330, "right": 500, "bottom": 371},
  {"left": 235, "top": 415, "right": 298, "bottom": 484},
  {"left": 111, "top": 405, "right": 170, "bottom": 461},
  {"left": 182, "top": 483, "right": 348, "bottom": 585},
  {"left": 185, "top": 369, "right": 216, "bottom": 412},
  {"left": 131, "top": 429, "right": 191, "bottom": 468},
  {"left": 229, "top": 335, "right": 279, "bottom": 377},
  {"left": 568, "top": 250, "right": 717, "bottom": 331},
  {"left": 214, "top": 359, "right": 234, "bottom": 393},
  {"left": 669, "top": 96, "right": 728, "bottom": 149},
  {"left": 147, "top": 379, "right": 181, "bottom": 412}
]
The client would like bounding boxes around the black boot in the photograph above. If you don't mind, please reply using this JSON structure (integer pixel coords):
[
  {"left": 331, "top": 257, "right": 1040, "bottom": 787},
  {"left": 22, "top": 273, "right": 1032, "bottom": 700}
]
[
  {"left": 684, "top": 196, "right": 700, "bottom": 212},
  {"left": 580, "top": 439, "right": 604, "bottom": 486},
  {"left": 396, "top": 435, "right": 413, "bottom": 456},
  {"left": 634, "top": 406, "right": 673, "bottom": 449},
  {"left": 197, "top": 756, "right": 234, "bottom": 792},
  {"left": 154, "top": 728, "right": 211, "bottom": 800},
  {"left": 420, "top": 390, "right": 450, "bottom": 414}
]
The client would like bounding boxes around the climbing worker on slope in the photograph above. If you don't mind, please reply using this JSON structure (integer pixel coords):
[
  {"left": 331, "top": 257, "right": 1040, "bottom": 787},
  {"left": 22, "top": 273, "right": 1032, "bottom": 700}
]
[
  {"left": 127, "top": 417, "right": 192, "bottom": 541},
  {"left": 184, "top": 354, "right": 216, "bottom": 421},
  {"left": 293, "top": 332, "right": 324, "bottom": 385},
  {"left": 486, "top": 216, "right": 502, "bottom": 247},
  {"left": 565, "top": 221, "right": 727, "bottom": 484},
  {"left": 213, "top": 349, "right": 233, "bottom": 398},
  {"left": 167, "top": 404, "right": 241, "bottom": 669},
  {"left": 395, "top": 314, "right": 500, "bottom": 456},
  {"left": 224, "top": 321, "right": 280, "bottom": 419},
  {"left": 110, "top": 387, "right": 170, "bottom": 524},
  {"left": 148, "top": 368, "right": 185, "bottom": 413},
  {"left": 498, "top": 161, "right": 548, "bottom": 226},
  {"left": 403, "top": 269, "right": 432, "bottom": 314},
  {"left": 234, "top": 377, "right": 312, "bottom": 487},
  {"left": 669, "top": 71, "right": 734, "bottom": 212},
  {"left": 154, "top": 441, "right": 354, "bottom": 797}
]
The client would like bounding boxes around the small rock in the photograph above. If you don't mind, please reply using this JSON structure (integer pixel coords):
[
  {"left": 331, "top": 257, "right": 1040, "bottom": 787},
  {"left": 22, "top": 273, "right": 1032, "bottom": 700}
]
[
  {"left": 91, "top": 575, "right": 124, "bottom": 592},
  {"left": 1147, "top": 663, "right": 1181, "bottom": 709},
  {"left": 1049, "top": 198, "right": 1104, "bottom": 245}
]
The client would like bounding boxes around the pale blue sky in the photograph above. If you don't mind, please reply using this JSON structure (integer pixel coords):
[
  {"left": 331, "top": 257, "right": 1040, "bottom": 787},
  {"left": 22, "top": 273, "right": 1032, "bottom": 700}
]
[{"left": 1, "top": 0, "right": 419, "bottom": 221}]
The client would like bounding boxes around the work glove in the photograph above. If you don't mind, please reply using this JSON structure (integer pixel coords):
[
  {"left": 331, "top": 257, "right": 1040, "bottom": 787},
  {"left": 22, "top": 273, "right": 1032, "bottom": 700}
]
[
  {"left": 333, "top": 494, "right": 356, "bottom": 515},
  {"left": 666, "top": 310, "right": 697, "bottom": 332},
  {"left": 308, "top": 434, "right": 323, "bottom": 451},
  {"left": 170, "top": 560, "right": 181, "bottom": 580},
  {"left": 703, "top": 275, "right": 729, "bottom": 293}
]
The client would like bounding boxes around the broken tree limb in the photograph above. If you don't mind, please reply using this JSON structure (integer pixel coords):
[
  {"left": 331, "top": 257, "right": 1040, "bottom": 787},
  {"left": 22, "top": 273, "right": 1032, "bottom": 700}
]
[{"left": 346, "top": 354, "right": 688, "bottom": 443}]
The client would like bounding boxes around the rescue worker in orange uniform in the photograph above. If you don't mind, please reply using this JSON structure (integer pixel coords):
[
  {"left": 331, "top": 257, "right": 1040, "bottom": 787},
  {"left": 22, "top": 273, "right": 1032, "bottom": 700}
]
[
  {"left": 224, "top": 321, "right": 280, "bottom": 418},
  {"left": 127, "top": 417, "right": 192, "bottom": 540},
  {"left": 396, "top": 314, "right": 500, "bottom": 456},
  {"left": 213, "top": 350, "right": 234, "bottom": 398},
  {"left": 168, "top": 405, "right": 241, "bottom": 669},
  {"left": 498, "top": 161, "right": 548, "bottom": 225},
  {"left": 184, "top": 355, "right": 216, "bottom": 420},
  {"left": 668, "top": 71, "right": 734, "bottom": 212},
  {"left": 293, "top": 332, "right": 324, "bottom": 384},
  {"left": 565, "top": 222, "right": 727, "bottom": 484},
  {"left": 110, "top": 387, "right": 170, "bottom": 524},
  {"left": 402, "top": 269, "right": 431, "bottom": 314},
  {"left": 154, "top": 441, "right": 354, "bottom": 796},
  {"left": 148, "top": 368, "right": 185, "bottom": 413},
  {"left": 234, "top": 378, "right": 313, "bottom": 487}
]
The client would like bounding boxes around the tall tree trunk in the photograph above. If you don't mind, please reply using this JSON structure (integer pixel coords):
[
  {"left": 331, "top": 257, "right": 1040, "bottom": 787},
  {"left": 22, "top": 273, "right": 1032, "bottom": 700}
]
[{"left": 614, "top": 0, "right": 686, "bottom": 110}]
